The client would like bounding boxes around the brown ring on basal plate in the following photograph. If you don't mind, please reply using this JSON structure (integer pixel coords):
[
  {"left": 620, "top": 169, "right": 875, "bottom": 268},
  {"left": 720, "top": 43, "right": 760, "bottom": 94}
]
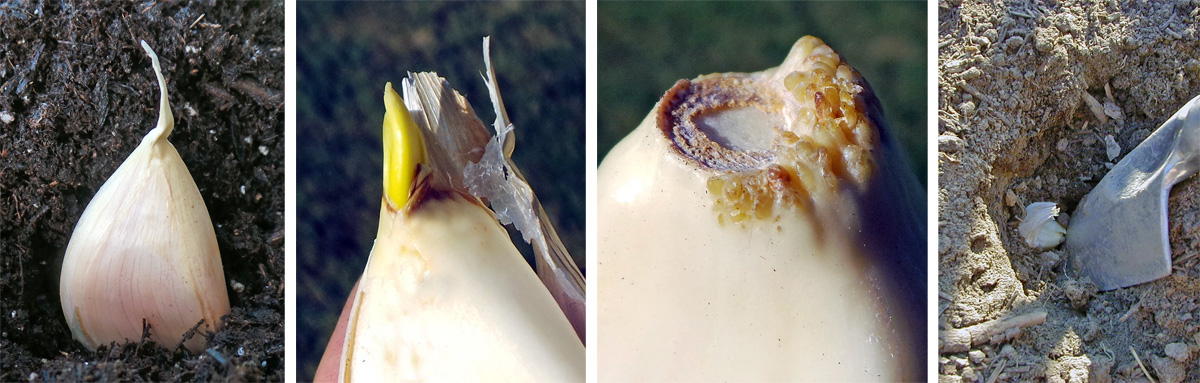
[{"left": 658, "top": 76, "right": 783, "bottom": 173}]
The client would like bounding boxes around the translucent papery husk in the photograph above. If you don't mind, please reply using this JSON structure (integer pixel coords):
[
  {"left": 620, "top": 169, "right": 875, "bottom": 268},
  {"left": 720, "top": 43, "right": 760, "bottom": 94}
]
[
  {"left": 402, "top": 39, "right": 585, "bottom": 339},
  {"left": 598, "top": 36, "right": 926, "bottom": 381}
]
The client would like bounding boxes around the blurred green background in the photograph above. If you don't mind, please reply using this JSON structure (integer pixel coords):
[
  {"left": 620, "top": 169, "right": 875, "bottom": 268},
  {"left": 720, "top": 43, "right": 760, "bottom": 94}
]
[
  {"left": 296, "top": 2, "right": 583, "bottom": 378},
  {"left": 599, "top": 1, "right": 927, "bottom": 185}
]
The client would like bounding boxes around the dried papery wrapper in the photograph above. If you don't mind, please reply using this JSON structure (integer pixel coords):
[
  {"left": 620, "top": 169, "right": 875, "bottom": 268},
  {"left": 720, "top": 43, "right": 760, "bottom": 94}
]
[
  {"left": 59, "top": 41, "right": 229, "bottom": 353},
  {"left": 1020, "top": 202, "right": 1067, "bottom": 249},
  {"left": 400, "top": 37, "right": 584, "bottom": 339},
  {"left": 598, "top": 36, "right": 925, "bottom": 380},
  {"left": 468, "top": 38, "right": 585, "bottom": 339},
  {"left": 398, "top": 72, "right": 490, "bottom": 191}
]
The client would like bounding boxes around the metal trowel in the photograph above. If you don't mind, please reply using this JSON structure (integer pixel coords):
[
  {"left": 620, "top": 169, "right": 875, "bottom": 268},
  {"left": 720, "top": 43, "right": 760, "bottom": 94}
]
[{"left": 1067, "top": 95, "right": 1200, "bottom": 291}]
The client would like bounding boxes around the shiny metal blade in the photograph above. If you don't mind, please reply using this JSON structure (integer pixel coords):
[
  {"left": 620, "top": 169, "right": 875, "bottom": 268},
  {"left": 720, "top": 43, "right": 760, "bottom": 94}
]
[{"left": 1066, "top": 95, "right": 1200, "bottom": 290}]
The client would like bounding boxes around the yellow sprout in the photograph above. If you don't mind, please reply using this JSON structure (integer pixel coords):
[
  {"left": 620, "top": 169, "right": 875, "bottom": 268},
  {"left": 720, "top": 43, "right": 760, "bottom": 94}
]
[{"left": 382, "top": 82, "right": 426, "bottom": 209}]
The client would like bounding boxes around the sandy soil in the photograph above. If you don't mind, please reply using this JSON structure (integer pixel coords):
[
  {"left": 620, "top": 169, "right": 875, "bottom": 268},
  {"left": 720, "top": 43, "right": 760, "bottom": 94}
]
[
  {"left": 938, "top": 1, "right": 1200, "bottom": 382},
  {"left": 0, "top": 1, "right": 284, "bottom": 381}
]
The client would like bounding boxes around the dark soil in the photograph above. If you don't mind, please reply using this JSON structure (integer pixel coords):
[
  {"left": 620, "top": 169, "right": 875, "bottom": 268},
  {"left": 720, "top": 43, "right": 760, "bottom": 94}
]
[
  {"left": 1, "top": 1, "right": 284, "bottom": 381},
  {"left": 296, "top": 2, "right": 584, "bottom": 379}
]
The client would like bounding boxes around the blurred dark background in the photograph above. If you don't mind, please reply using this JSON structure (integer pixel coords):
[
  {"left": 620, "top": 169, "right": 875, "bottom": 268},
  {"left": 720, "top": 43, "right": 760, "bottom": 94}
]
[
  {"left": 296, "top": 2, "right": 583, "bottom": 378},
  {"left": 599, "top": 1, "right": 927, "bottom": 185}
]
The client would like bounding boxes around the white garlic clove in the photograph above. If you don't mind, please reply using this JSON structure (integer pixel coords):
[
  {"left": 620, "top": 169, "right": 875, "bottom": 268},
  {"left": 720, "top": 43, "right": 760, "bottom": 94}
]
[
  {"left": 342, "top": 195, "right": 583, "bottom": 382},
  {"left": 59, "top": 41, "right": 229, "bottom": 353},
  {"left": 1020, "top": 202, "right": 1067, "bottom": 249},
  {"left": 599, "top": 36, "right": 926, "bottom": 381}
]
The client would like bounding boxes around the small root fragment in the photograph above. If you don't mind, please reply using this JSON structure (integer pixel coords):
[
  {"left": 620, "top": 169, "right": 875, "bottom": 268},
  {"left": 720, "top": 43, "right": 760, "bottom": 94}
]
[
  {"left": 1119, "top": 299, "right": 1142, "bottom": 323},
  {"left": 939, "top": 310, "right": 1048, "bottom": 354},
  {"left": 1130, "top": 346, "right": 1156, "bottom": 383},
  {"left": 985, "top": 358, "right": 1006, "bottom": 383}
]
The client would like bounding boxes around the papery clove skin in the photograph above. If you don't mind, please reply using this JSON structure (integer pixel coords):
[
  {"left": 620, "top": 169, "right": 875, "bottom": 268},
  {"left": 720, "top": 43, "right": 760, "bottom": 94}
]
[
  {"left": 1020, "top": 202, "right": 1067, "bottom": 250},
  {"left": 59, "top": 41, "right": 230, "bottom": 353}
]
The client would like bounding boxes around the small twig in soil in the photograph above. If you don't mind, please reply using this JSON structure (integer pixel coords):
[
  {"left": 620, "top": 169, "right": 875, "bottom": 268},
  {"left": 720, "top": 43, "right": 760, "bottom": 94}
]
[
  {"left": 958, "top": 82, "right": 992, "bottom": 105},
  {"left": 988, "top": 108, "right": 1013, "bottom": 128},
  {"left": 206, "top": 348, "right": 228, "bottom": 365},
  {"left": 1119, "top": 299, "right": 1142, "bottom": 323},
  {"left": 1009, "top": 9, "right": 1033, "bottom": 18},
  {"left": 1173, "top": 252, "right": 1196, "bottom": 265},
  {"left": 231, "top": 79, "right": 282, "bottom": 109},
  {"left": 228, "top": 119, "right": 242, "bottom": 161},
  {"left": 1130, "top": 346, "right": 1156, "bottom": 383},
  {"left": 177, "top": 318, "right": 206, "bottom": 352},
  {"left": 55, "top": 40, "right": 94, "bottom": 47},
  {"left": 189, "top": 14, "right": 206, "bottom": 29},
  {"left": 137, "top": 318, "right": 152, "bottom": 354},
  {"left": 939, "top": 310, "right": 1048, "bottom": 353},
  {"left": 28, "top": 204, "right": 49, "bottom": 226},
  {"left": 17, "top": 249, "right": 24, "bottom": 299},
  {"left": 122, "top": 15, "right": 135, "bottom": 42},
  {"left": 939, "top": 291, "right": 953, "bottom": 301},
  {"left": 205, "top": 83, "right": 235, "bottom": 107},
  {"left": 986, "top": 358, "right": 1006, "bottom": 383}
]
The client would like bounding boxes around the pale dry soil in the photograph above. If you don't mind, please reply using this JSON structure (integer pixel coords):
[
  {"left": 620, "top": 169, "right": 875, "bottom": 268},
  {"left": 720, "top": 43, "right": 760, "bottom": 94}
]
[{"left": 939, "top": 1, "right": 1200, "bottom": 383}]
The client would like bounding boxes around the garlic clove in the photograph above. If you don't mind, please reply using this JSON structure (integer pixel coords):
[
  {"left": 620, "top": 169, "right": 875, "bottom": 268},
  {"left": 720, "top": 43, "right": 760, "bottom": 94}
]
[
  {"left": 343, "top": 197, "right": 583, "bottom": 382},
  {"left": 59, "top": 41, "right": 229, "bottom": 353},
  {"left": 1020, "top": 202, "right": 1067, "bottom": 249},
  {"left": 598, "top": 36, "right": 925, "bottom": 380},
  {"left": 336, "top": 72, "right": 582, "bottom": 381}
]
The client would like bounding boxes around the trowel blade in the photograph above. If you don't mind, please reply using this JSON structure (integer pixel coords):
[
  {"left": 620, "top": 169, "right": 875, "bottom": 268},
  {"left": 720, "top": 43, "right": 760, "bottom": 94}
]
[{"left": 1066, "top": 95, "right": 1200, "bottom": 291}]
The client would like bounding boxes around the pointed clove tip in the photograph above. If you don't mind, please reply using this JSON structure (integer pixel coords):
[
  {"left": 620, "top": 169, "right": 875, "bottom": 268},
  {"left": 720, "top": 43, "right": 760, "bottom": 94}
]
[
  {"left": 140, "top": 40, "right": 154, "bottom": 58},
  {"left": 138, "top": 39, "right": 172, "bottom": 139}
]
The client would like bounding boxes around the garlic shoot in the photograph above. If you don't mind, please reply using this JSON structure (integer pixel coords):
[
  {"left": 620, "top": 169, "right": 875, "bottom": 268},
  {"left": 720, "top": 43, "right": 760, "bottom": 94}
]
[
  {"left": 59, "top": 41, "right": 229, "bottom": 353},
  {"left": 336, "top": 53, "right": 582, "bottom": 380},
  {"left": 1020, "top": 202, "right": 1067, "bottom": 249},
  {"left": 598, "top": 36, "right": 925, "bottom": 380}
]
